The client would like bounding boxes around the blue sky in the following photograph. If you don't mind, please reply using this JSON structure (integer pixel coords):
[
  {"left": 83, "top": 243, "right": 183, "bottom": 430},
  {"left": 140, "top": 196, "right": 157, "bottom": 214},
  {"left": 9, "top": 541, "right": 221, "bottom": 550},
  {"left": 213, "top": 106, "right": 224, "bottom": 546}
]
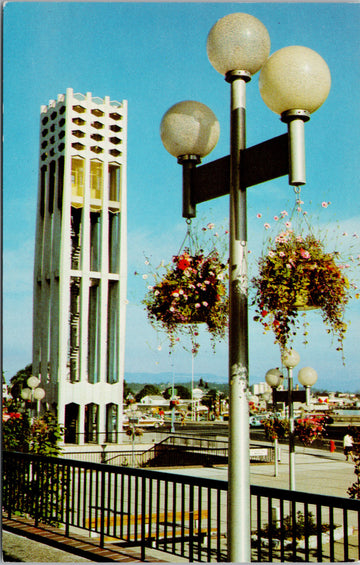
[{"left": 3, "top": 1, "right": 360, "bottom": 391}]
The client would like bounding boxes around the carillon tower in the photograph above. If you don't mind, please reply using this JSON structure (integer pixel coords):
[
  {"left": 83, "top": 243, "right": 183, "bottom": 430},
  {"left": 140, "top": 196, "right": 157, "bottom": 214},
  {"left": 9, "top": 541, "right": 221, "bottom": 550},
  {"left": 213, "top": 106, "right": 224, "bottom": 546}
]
[{"left": 32, "top": 88, "right": 127, "bottom": 444}]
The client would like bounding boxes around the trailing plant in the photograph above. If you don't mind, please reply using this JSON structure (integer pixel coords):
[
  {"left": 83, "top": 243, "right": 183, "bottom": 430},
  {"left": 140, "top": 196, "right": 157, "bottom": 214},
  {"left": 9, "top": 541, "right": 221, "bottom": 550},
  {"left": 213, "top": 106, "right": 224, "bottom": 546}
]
[
  {"left": 263, "top": 416, "right": 289, "bottom": 441},
  {"left": 251, "top": 200, "right": 359, "bottom": 356},
  {"left": 295, "top": 416, "right": 327, "bottom": 446},
  {"left": 141, "top": 222, "right": 229, "bottom": 353}
]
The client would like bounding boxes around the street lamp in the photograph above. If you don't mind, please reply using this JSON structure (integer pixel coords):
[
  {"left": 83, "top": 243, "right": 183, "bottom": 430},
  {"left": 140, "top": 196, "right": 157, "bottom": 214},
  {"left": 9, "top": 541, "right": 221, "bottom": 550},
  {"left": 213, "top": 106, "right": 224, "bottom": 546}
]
[
  {"left": 160, "top": 13, "right": 330, "bottom": 562},
  {"left": 20, "top": 376, "right": 45, "bottom": 420},
  {"left": 281, "top": 349, "right": 301, "bottom": 490},
  {"left": 298, "top": 366, "right": 318, "bottom": 406},
  {"left": 265, "top": 368, "right": 284, "bottom": 477}
]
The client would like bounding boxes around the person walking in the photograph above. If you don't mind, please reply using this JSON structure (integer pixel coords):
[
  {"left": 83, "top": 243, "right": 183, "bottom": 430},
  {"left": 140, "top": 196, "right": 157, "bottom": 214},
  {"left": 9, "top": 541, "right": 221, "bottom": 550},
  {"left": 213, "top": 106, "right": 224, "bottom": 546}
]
[{"left": 343, "top": 432, "right": 354, "bottom": 461}]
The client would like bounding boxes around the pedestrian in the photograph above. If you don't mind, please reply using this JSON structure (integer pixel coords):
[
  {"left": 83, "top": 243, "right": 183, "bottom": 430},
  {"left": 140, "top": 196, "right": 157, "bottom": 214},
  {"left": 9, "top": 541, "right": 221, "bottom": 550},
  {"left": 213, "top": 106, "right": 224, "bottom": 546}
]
[{"left": 343, "top": 432, "right": 354, "bottom": 461}]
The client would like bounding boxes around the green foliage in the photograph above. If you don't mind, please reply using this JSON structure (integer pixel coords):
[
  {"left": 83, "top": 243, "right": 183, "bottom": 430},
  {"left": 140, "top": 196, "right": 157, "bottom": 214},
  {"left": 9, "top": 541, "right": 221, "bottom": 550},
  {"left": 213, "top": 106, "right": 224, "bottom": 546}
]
[
  {"left": 135, "top": 383, "right": 161, "bottom": 401},
  {"left": 9, "top": 364, "right": 32, "bottom": 400},
  {"left": 163, "top": 384, "right": 191, "bottom": 400},
  {"left": 2, "top": 410, "right": 63, "bottom": 455},
  {"left": 2, "top": 411, "right": 31, "bottom": 452},
  {"left": 260, "top": 511, "right": 333, "bottom": 540},
  {"left": 263, "top": 417, "right": 289, "bottom": 441},
  {"left": 29, "top": 412, "right": 63, "bottom": 456}
]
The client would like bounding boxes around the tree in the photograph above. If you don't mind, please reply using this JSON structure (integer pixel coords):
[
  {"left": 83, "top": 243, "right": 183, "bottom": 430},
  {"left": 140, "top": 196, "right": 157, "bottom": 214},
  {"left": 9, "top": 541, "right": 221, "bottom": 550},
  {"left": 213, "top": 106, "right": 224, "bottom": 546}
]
[
  {"left": 201, "top": 389, "right": 219, "bottom": 411},
  {"left": 135, "top": 384, "right": 161, "bottom": 401},
  {"left": 163, "top": 385, "right": 191, "bottom": 400},
  {"left": 9, "top": 363, "right": 32, "bottom": 400},
  {"left": 123, "top": 380, "right": 134, "bottom": 400}
]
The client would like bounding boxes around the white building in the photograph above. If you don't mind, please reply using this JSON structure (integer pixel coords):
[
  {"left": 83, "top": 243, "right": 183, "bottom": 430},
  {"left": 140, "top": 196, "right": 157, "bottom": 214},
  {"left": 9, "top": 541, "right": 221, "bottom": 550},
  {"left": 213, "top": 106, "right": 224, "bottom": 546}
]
[{"left": 32, "top": 89, "right": 127, "bottom": 445}]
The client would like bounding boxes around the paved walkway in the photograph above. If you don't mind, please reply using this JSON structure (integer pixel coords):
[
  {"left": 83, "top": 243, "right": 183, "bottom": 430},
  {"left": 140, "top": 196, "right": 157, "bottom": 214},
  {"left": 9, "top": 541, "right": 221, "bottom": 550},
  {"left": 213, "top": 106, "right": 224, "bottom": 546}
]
[{"left": 2, "top": 445, "right": 358, "bottom": 563}]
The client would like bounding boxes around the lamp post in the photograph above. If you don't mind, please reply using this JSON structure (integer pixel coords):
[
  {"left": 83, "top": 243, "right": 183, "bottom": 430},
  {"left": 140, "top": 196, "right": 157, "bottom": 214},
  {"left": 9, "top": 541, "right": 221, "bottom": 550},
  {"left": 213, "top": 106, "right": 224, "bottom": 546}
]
[
  {"left": 265, "top": 368, "right": 284, "bottom": 477},
  {"left": 298, "top": 366, "right": 318, "bottom": 406},
  {"left": 159, "top": 13, "right": 330, "bottom": 561},
  {"left": 20, "top": 376, "right": 45, "bottom": 420},
  {"left": 281, "top": 349, "right": 301, "bottom": 490}
]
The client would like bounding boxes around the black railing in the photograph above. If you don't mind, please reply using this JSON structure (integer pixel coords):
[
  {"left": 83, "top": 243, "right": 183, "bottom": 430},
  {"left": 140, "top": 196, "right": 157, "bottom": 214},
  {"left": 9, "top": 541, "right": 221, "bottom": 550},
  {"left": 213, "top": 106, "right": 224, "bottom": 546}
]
[
  {"left": 3, "top": 451, "right": 360, "bottom": 562},
  {"left": 63, "top": 435, "right": 274, "bottom": 467}
]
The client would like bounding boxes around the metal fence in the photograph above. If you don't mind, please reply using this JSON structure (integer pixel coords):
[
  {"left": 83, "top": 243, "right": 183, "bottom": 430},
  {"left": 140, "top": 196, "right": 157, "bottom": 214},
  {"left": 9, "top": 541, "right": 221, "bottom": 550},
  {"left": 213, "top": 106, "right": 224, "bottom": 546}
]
[
  {"left": 3, "top": 451, "right": 360, "bottom": 562},
  {"left": 62, "top": 434, "right": 274, "bottom": 467}
]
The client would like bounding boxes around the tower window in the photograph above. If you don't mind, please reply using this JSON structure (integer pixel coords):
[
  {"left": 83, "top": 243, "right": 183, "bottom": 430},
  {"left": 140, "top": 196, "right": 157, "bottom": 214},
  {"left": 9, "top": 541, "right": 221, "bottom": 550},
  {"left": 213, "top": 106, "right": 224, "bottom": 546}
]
[
  {"left": 72, "top": 130, "right": 85, "bottom": 138},
  {"left": 90, "top": 146, "right": 103, "bottom": 154},
  {"left": 91, "top": 121, "right": 104, "bottom": 130},
  {"left": 109, "top": 163, "right": 121, "bottom": 202},
  {"left": 59, "top": 118, "right": 66, "bottom": 127},
  {"left": 90, "top": 160, "right": 103, "bottom": 200},
  {"left": 72, "top": 142, "right": 85, "bottom": 151},
  {"left": 72, "top": 117, "right": 85, "bottom": 126},
  {"left": 42, "top": 129, "right": 48, "bottom": 137},
  {"left": 110, "top": 124, "right": 122, "bottom": 133},
  {"left": 73, "top": 105, "right": 86, "bottom": 113},
  {"left": 109, "top": 112, "right": 121, "bottom": 121},
  {"left": 91, "top": 108, "right": 104, "bottom": 117},
  {"left": 110, "top": 137, "right": 121, "bottom": 145},
  {"left": 42, "top": 116, "right": 49, "bottom": 125},
  {"left": 51, "top": 111, "right": 57, "bottom": 120},
  {"left": 91, "top": 133, "right": 103, "bottom": 141},
  {"left": 59, "top": 106, "right": 66, "bottom": 114},
  {"left": 71, "top": 157, "right": 85, "bottom": 198},
  {"left": 109, "top": 149, "right": 121, "bottom": 157}
]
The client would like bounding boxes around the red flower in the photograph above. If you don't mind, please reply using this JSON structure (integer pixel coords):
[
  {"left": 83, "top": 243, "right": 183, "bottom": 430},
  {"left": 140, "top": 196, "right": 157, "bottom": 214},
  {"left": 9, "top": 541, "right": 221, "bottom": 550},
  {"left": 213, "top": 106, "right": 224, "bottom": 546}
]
[{"left": 261, "top": 310, "right": 268, "bottom": 317}]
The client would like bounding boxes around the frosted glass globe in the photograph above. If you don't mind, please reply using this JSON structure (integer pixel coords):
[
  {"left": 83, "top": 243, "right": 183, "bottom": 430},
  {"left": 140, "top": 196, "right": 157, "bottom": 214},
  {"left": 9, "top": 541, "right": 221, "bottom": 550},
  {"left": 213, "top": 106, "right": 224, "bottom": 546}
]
[
  {"left": 34, "top": 387, "right": 46, "bottom": 400},
  {"left": 281, "top": 349, "right": 300, "bottom": 369},
  {"left": 265, "top": 368, "right": 284, "bottom": 389},
  {"left": 160, "top": 101, "right": 220, "bottom": 158},
  {"left": 27, "top": 375, "right": 40, "bottom": 389},
  {"left": 259, "top": 46, "right": 331, "bottom": 115},
  {"left": 298, "top": 367, "right": 318, "bottom": 387},
  {"left": 207, "top": 13, "right": 270, "bottom": 76}
]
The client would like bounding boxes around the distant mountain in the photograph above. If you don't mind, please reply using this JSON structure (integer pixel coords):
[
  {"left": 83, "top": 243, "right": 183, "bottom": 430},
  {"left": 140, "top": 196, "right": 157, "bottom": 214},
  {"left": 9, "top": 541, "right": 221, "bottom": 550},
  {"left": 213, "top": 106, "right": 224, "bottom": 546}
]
[{"left": 124, "top": 372, "right": 228, "bottom": 384}]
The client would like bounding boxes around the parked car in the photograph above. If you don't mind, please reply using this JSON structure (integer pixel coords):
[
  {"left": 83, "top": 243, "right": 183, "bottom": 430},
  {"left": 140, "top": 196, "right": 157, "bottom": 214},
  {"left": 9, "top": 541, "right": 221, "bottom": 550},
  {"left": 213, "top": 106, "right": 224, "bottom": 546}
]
[{"left": 249, "top": 415, "right": 264, "bottom": 428}]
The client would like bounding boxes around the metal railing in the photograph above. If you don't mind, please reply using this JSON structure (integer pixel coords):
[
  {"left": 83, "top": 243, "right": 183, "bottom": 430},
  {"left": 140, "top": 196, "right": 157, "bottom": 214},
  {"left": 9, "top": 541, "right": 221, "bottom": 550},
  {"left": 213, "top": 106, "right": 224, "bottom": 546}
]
[
  {"left": 62, "top": 434, "right": 274, "bottom": 467},
  {"left": 3, "top": 451, "right": 360, "bottom": 562}
]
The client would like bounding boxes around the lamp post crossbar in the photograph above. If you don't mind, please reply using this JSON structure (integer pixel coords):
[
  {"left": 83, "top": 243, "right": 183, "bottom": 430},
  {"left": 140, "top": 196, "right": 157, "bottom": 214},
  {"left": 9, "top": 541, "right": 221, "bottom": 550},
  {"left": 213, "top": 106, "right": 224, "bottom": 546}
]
[{"left": 184, "top": 133, "right": 289, "bottom": 216}]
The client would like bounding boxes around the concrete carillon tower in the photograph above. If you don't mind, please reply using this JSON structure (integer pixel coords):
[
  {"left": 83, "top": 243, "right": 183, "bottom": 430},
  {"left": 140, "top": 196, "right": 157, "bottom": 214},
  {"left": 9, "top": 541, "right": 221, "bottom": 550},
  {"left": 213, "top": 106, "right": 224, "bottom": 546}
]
[{"left": 32, "top": 88, "right": 127, "bottom": 444}]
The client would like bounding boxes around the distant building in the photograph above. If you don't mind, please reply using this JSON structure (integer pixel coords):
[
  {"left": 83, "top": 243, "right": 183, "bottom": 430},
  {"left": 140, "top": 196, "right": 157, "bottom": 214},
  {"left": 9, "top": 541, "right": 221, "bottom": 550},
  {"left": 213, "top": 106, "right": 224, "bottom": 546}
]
[
  {"left": 32, "top": 89, "right": 127, "bottom": 445},
  {"left": 250, "top": 382, "right": 272, "bottom": 396}
]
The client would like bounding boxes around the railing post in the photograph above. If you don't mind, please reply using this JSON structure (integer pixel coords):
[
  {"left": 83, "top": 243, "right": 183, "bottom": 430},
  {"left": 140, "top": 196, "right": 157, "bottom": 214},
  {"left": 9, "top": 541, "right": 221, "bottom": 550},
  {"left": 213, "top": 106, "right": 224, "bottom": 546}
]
[
  {"left": 141, "top": 476, "right": 147, "bottom": 561},
  {"left": 100, "top": 468, "right": 106, "bottom": 548},
  {"left": 65, "top": 464, "right": 71, "bottom": 537}
]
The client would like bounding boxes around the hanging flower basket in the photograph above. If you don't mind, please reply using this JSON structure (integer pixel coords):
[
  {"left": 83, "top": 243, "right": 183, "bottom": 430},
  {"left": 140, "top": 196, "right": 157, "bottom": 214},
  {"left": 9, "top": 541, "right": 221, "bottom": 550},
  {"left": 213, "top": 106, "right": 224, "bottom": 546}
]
[
  {"left": 252, "top": 228, "right": 352, "bottom": 354},
  {"left": 143, "top": 248, "right": 228, "bottom": 349}
]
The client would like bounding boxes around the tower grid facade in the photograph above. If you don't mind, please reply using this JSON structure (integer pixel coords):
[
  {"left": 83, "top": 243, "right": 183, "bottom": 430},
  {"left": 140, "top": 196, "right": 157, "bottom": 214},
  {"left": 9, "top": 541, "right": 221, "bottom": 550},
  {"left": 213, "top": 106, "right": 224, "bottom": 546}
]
[{"left": 32, "top": 88, "right": 127, "bottom": 444}]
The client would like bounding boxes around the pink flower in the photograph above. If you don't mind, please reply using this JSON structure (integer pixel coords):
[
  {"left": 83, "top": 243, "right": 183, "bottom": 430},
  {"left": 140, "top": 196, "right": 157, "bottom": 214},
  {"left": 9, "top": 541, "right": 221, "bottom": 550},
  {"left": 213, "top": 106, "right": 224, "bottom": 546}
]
[
  {"left": 280, "top": 210, "right": 288, "bottom": 217},
  {"left": 299, "top": 248, "right": 311, "bottom": 259},
  {"left": 321, "top": 201, "right": 328, "bottom": 208},
  {"left": 202, "top": 301, "right": 208, "bottom": 307},
  {"left": 264, "top": 223, "right": 271, "bottom": 230},
  {"left": 285, "top": 221, "right": 292, "bottom": 228},
  {"left": 274, "top": 216, "right": 279, "bottom": 221},
  {"left": 257, "top": 213, "right": 262, "bottom": 219},
  {"left": 195, "top": 303, "right": 201, "bottom": 308},
  {"left": 279, "top": 251, "right": 285, "bottom": 257},
  {"left": 207, "top": 223, "right": 215, "bottom": 229}
]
